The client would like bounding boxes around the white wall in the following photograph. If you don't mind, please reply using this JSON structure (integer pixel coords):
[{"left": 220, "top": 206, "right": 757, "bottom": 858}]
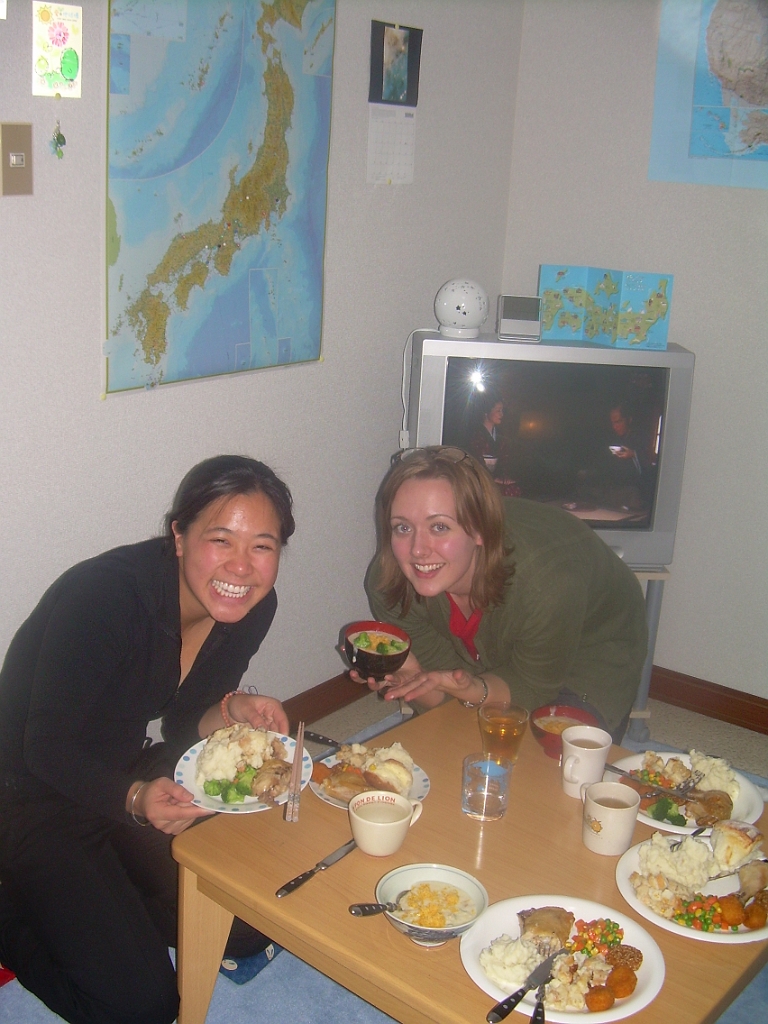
[
  {"left": 502, "top": 0, "right": 768, "bottom": 699},
  {"left": 3, "top": 0, "right": 765, "bottom": 705},
  {"left": 0, "top": 1, "right": 521, "bottom": 700}
]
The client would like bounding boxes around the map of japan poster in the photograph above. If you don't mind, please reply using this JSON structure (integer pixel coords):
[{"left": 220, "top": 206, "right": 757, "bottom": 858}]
[{"left": 105, "top": 0, "right": 335, "bottom": 392}]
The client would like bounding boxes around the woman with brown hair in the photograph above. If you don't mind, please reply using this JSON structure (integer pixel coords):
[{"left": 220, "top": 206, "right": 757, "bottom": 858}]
[{"left": 360, "top": 447, "right": 647, "bottom": 740}]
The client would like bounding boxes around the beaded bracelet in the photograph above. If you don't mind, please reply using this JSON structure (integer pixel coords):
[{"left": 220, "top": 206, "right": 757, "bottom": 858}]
[
  {"left": 458, "top": 675, "right": 489, "bottom": 709},
  {"left": 220, "top": 690, "right": 240, "bottom": 727},
  {"left": 130, "top": 781, "right": 150, "bottom": 826}
]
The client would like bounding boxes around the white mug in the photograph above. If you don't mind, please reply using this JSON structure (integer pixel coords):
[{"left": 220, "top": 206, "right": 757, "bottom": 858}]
[
  {"left": 560, "top": 725, "right": 612, "bottom": 798},
  {"left": 581, "top": 781, "right": 640, "bottom": 856},
  {"left": 348, "top": 790, "right": 423, "bottom": 857}
]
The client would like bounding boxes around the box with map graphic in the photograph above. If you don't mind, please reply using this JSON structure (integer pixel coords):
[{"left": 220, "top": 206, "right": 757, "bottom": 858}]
[{"left": 538, "top": 265, "right": 673, "bottom": 349}]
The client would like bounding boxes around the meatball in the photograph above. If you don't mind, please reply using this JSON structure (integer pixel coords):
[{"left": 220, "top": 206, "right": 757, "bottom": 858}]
[
  {"left": 606, "top": 965, "right": 638, "bottom": 999},
  {"left": 585, "top": 986, "right": 616, "bottom": 1012},
  {"left": 718, "top": 894, "right": 746, "bottom": 928},
  {"left": 743, "top": 901, "right": 767, "bottom": 930}
]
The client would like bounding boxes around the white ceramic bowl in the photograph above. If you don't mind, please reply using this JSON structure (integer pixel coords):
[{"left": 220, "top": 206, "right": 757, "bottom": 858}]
[{"left": 375, "top": 863, "right": 488, "bottom": 946}]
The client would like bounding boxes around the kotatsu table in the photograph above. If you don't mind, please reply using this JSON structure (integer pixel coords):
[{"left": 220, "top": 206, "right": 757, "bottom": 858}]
[{"left": 172, "top": 700, "right": 768, "bottom": 1024}]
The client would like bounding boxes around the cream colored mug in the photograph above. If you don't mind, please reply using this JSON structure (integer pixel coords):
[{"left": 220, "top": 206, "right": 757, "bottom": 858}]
[
  {"left": 348, "top": 790, "right": 423, "bottom": 856},
  {"left": 560, "top": 725, "right": 612, "bottom": 798},
  {"left": 581, "top": 781, "right": 640, "bottom": 856}
]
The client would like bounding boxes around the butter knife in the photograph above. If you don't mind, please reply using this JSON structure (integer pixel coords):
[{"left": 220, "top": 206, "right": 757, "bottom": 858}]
[
  {"left": 275, "top": 838, "right": 356, "bottom": 897},
  {"left": 486, "top": 948, "right": 565, "bottom": 1023}
]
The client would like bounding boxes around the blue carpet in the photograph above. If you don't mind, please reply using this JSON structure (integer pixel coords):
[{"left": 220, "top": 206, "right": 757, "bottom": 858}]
[
  {"left": 0, "top": 950, "right": 398, "bottom": 1023},
  {"left": 1, "top": 947, "right": 765, "bottom": 1023}
]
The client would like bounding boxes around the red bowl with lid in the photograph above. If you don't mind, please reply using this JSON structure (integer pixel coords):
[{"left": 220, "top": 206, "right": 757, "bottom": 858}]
[{"left": 530, "top": 704, "right": 600, "bottom": 759}]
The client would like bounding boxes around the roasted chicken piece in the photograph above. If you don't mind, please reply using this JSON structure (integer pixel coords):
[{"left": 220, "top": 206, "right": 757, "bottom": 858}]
[
  {"left": 251, "top": 759, "right": 292, "bottom": 803},
  {"left": 684, "top": 788, "right": 733, "bottom": 826},
  {"left": 737, "top": 860, "right": 768, "bottom": 902},
  {"left": 518, "top": 906, "right": 575, "bottom": 956}
]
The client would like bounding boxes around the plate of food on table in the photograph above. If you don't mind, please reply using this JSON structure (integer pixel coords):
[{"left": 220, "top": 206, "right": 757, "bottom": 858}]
[
  {"left": 310, "top": 740, "right": 429, "bottom": 808},
  {"left": 605, "top": 750, "right": 763, "bottom": 834},
  {"left": 460, "top": 895, "right": 664, "bottom": 1022},
  {"left": 616, "top": 818, "right": 768, "bottom": 944},
  {"left": 174, "top": 724, "right": 311, "bottom": 813}
]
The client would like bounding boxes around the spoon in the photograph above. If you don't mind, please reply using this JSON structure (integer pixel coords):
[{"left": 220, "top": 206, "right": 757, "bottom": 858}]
[{"left": 349, "top": 891, "right": 409, "bottom": 917}]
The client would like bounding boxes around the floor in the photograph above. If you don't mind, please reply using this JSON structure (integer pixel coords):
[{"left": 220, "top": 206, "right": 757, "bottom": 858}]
[{"left": 2, "top": 695, "right": 765, "bottom": 1023}]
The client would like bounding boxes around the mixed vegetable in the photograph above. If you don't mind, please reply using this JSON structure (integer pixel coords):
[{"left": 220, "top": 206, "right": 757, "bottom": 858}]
[{"left": 565, "top": 918, "right": 624, "bottom": 957}]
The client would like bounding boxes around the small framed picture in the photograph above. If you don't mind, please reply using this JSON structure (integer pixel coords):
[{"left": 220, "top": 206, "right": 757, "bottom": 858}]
[{"left": 369, "top": 20, "right": 423, "bottom": 107}]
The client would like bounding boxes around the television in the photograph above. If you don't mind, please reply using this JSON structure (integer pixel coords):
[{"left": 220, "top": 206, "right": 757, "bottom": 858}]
[{"left": 403, "top": 331, "right": 695, "bottom": 571}]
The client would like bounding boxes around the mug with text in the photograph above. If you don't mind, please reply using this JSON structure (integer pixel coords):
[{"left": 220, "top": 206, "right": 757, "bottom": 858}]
[
  {"left": 560, "top": 725, "right": 612, "bottom": 798},
  {"left": 581, "top": 781, "right": 640, "bottom": 856},
  {"left": 348, "top": 790, "right": 423, "bottom": 857}
]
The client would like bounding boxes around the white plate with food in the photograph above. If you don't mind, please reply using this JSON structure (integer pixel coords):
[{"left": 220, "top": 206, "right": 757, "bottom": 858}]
[
  {"left": 460, "top": 895, "right": 664, "bottom": 1023},
  {"left": 174, "top": 729, "right": 311, "bottom": 813},
  {"left": 310, "top": 754, "right": 430, "bottom": 809},
  {"left": 606, "top": 753, "right": 763, "bottom": 835},
  {"left": 616, "top": 837, "right": 768, "bottom": 944}
]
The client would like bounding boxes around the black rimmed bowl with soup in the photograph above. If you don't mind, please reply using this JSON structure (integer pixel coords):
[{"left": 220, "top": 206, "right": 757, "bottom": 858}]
[
  {"left": 530, "top": 704, "right": 600, "bottom": 759},
  {"left": 343, "top": 620, "right": 411, "bottom": 682},
  {"left": 374, "top": 863, "right": 488, "bottom": 946}
]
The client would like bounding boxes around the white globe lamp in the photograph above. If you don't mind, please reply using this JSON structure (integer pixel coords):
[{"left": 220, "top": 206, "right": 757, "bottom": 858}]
[{"left": 434, "top": 279, "right": 489, "bottom": 338}]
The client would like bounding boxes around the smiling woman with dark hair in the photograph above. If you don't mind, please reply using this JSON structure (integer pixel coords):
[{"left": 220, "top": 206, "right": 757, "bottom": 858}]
[
  {"left": 358, "top": 447, "right": 647, "bottom": 741},
  {"left": 0, "top": 455, "right": 293, "bottom": 1024}
]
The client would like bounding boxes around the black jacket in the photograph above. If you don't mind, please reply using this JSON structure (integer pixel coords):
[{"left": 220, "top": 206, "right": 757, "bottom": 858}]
[{"left": 0, "top": 538, "right": 276, "bottom": 821}]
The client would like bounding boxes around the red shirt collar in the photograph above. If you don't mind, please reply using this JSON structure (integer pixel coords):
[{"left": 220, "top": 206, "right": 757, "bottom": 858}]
[{"left": 447, "top": 593, "right": 483, "bottom": 660}]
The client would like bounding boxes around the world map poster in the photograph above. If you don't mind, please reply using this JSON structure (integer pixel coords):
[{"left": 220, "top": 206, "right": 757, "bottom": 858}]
[
  {"left": 649, "top": 0, "right": 767, "bottom": 189},
  {"left": 105, "top": 0, "right": 335, "bottom": 393}
]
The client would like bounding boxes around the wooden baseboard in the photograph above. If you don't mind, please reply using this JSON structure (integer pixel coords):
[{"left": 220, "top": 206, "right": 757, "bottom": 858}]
[{"left": 649, "top": 667, "right": 768, "bottom": 736}]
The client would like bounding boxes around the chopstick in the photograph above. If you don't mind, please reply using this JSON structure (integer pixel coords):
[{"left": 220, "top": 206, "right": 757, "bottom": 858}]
[{"left": 285, "top": 720, "right": 305, "bottom": 822}]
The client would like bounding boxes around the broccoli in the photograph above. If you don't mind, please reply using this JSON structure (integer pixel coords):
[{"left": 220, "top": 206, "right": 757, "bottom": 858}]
[
  {"left": 203, "top": 779, "right": 226, "bottom": 797},
  {"left": 355, "top": 632, "right": 371, "bottom": 649},
  {"left": 234, "top": 765, "right": 258, "bottom": 796},
  {"left": 221, "top": 783, "right": 245, "bottom": 804},
  {"left": 647, "top": 797, "right": 687, "bottom": 828}
]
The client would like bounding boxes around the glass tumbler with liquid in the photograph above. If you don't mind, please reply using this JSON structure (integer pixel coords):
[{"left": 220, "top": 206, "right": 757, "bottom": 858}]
[{"left": 478, "top": 702, "right": 529, "bottom": 764}]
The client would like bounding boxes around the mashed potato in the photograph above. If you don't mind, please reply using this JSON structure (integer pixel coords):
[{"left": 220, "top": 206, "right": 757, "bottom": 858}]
[
  {"left": 689, "top": 750, "right": 740, "bottom": 802},
  {"left": 195, "top": 724, "right": 274, "bottom": 786},
  {"left": 637, "top": 831, "right": 714, "bottom": 890},
  {"left": 479, "top": 935, "right": 542, "bottom": 992}
]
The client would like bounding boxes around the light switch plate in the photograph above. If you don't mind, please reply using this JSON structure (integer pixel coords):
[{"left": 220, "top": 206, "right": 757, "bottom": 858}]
[{"left": 1, "top": 123, "right": 33, "bottom": 195}]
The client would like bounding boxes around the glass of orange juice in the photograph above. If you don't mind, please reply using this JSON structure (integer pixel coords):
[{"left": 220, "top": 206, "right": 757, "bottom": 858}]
[{"left": 478, "top": 703, "right": 529, "bottom": 764}]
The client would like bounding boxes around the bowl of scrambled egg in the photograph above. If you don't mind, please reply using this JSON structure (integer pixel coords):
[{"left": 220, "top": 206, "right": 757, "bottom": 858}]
[{"left": 375, "top": 863, "right": 487, "bottom": 946}]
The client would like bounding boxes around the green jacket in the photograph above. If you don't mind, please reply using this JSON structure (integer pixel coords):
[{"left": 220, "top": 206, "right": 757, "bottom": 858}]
[{"left": 366, "top": 498, "right": 648, "bottom": 733}]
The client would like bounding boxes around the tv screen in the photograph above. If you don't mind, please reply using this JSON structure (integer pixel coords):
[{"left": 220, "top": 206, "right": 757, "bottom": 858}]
[
  {"left": 405, "top": 332, "right": 694, "bottom": 569},
  {"left": 442, "top": 358, "right": 667, "bottom": 531}
]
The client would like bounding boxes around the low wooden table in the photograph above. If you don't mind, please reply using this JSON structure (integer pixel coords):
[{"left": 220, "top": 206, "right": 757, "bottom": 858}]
[{"left": 172, "top": 700, "right": 768, "bottom": 1024}]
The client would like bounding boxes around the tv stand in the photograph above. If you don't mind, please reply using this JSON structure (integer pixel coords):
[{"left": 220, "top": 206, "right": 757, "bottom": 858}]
[{"left": 626, "top": 567, "right": 670, "bottom": 743}]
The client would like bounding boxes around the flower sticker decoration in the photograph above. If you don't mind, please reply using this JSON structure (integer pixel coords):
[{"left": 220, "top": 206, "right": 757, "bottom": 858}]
[{"left": 32, "top": 2, "right": 82, "bottom": 98}]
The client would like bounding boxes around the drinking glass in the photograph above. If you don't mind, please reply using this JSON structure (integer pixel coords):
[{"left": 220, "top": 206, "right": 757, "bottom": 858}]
[
  {"left": 478, "top": 703, "right": 529, "bottom": 764},
  {"left": 461, "top": 753, "right": 513, "bottom": 821}
]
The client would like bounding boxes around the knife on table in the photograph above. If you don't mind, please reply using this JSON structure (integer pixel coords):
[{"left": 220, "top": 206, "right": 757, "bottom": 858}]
[
  {"left": 302, "top": 730, "right": 341, "bottom": 758},
  {"left": 275, "top": 838, "right": 356, "bottom": 897},
  {"left": 486, "top": 948, "right": 565, "bottom": 1023}
]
